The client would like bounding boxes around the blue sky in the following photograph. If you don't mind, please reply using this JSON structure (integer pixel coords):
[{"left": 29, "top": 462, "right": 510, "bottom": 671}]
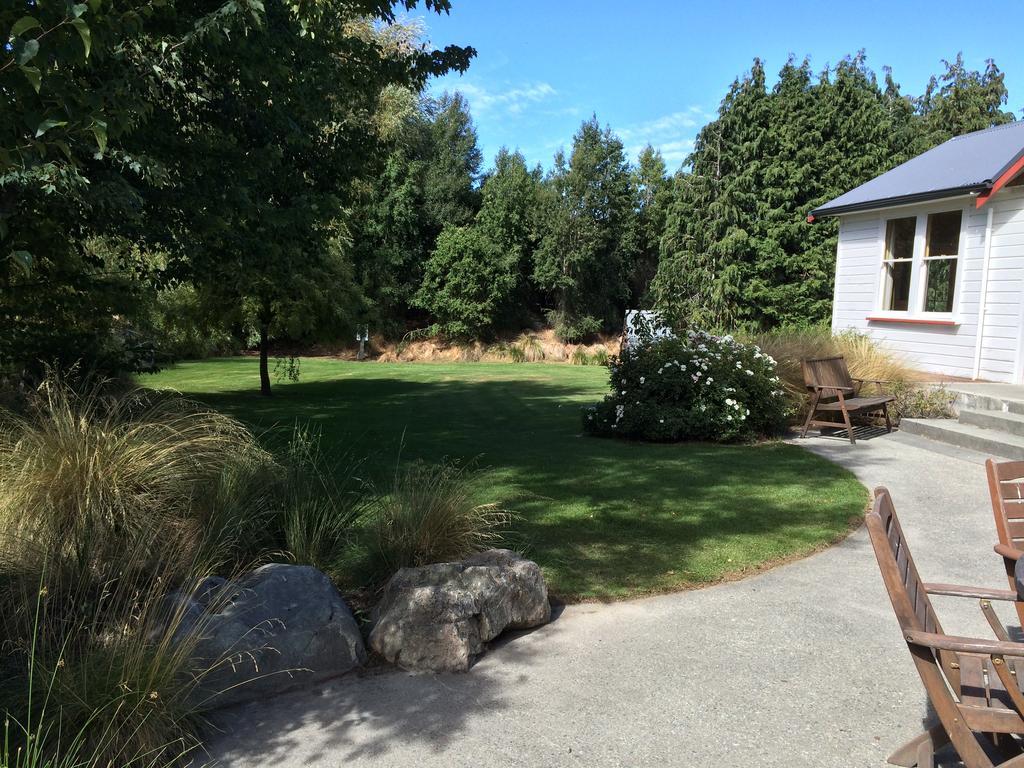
[{"left": 418, "top": 0, "right": 1023, "bottom": 173}]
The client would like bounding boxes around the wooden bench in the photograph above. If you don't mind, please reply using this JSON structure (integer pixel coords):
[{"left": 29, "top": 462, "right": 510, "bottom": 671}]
[
  {"left": 800, "top": 355, "right": 894, "bottom": 444},
  {"left": 868, "top": 487, "right": 1024, "bottom": 767}
]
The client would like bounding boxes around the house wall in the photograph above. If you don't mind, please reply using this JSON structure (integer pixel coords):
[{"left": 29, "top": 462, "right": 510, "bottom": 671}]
[{"left": 830, "top": 186, "right": 1024, "bottom": 383}]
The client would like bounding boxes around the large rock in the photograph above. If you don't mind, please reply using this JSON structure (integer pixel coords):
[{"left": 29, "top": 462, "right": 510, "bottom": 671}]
[
  {"left": 369, "top": 549, "right": 550, "bottom": 672},
  {"left": 174, "top": 564, "right": 366, "bottom": 708}
]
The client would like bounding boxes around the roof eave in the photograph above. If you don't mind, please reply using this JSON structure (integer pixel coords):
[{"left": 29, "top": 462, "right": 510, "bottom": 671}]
[{"left": 810, "top": 185, "right": 990, "bottom": 219}]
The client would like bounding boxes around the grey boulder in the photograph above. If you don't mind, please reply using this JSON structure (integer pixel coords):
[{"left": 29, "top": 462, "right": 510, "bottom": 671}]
[
  {"left": 369, "top": 549, "right": 550, "bottom": 672},
  {"left": 175, "top": 564, "right": 366, "bottom": 708}
]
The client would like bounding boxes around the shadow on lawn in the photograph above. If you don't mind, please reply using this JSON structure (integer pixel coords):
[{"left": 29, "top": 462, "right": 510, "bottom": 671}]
[
  {"left": 160, "top": 367, "right": 864, "bottom": 600},
  {"left": 203, "top": 618, "right": 561, "bottom": 766}
]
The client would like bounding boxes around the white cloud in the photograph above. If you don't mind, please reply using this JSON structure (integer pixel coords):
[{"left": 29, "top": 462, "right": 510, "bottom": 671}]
[
  {"left": 451, "top": 81, "right": 558, "bottom": 117},
  {"left": 619, "top": 106, "right": 714, "bottom": 170}
]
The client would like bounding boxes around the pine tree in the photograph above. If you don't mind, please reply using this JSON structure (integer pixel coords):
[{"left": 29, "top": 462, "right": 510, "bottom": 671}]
[{"left": 534, "top": 117, "right": 639, "bottom": 340}]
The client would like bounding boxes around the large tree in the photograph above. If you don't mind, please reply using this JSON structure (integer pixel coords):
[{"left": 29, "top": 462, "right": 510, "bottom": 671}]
[
  {"left": 1, "top": 1, "right": 474, "bottom": 391},
  {"left": 533, "top": 117, "right": 638, "bottom": 341},
  {"left": 652, "top": 53, "right": 1012, "bottom": 332},
  {"left": 350, "top": 89, "right": 482, "bottom": 336}
]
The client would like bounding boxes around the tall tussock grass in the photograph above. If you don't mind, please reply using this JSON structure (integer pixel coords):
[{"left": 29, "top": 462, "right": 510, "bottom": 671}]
[
  {"left": 340, "top": 460, "right": 513, "bottom": 590},
  {"left": 0, "top": 377, "right": 279, "bottom": 765},
  {"left": 0, "top": 376, "right": 516, "bottom": 762},
  {"left": 745, "top": 326, "right": 916, "bottom": 405}
]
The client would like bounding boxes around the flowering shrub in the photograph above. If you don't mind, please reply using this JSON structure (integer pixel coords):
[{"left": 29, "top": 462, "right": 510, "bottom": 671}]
[{"left": 583, "top": 331, "right": 790, "bottom": 442}]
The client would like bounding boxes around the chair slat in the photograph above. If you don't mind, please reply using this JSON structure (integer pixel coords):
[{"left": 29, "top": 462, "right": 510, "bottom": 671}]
[{"left": 995, "top": 461, "right": 1024, "bottom": 482}]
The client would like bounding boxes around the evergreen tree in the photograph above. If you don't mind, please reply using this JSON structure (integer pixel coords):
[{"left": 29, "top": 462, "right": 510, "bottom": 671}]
[
  {"left": 916, "top": 54, "right": 1015, "bottom": 149},
  {"left": 475, "top": 148, "right": 545, "bottom": 324},
  {"left": 534, "top": 117, "right": 639, "bottom": 341},
  {"left": 631, "top": 145, "right": 671, "bottom": 305},
  {"left": 413, "top": 225, "right": 518, "bottom": 338}
]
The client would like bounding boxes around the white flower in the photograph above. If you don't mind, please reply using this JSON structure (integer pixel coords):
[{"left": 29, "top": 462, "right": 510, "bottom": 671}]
[
  {"left": 725, "top": 398, "right": 734, "bottom": 405},
  {"left": 745, "top": 370, "right": 753, "bottom": 376},
  {"left": 659, "top": 419, "right": 664, "bottom": 424},
  {"left": 621, "top": 390, "right": 627, "bottom": 395},
  {"left": 706, "top": 377, "right": 713, "bottom": 384},
  {"left": 639, "top": 377, "right": 645, "bottom": 384}
]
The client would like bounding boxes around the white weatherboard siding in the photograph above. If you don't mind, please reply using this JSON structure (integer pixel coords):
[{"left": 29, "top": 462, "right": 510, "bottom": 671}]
[{"left": 830, "top": 187, "right": 1024, "bottom": 383}]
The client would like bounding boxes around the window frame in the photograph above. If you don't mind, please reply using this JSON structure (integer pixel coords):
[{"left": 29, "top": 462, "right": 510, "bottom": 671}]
[{"left": 872, "top": 202, "right": 968, "bottom": 320}]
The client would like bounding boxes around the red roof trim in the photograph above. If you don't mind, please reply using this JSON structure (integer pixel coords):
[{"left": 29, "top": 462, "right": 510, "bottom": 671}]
[
  {"left": 866, "top": 316, "right": 958, "bottom": 326},
  {"left": 977, "top": 154, "right": 1024, "bottom": 208}
]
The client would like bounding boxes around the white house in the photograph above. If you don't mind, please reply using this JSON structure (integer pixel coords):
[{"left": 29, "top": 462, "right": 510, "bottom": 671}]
[{"left": 812, "top": 121, "right": 1024, "bottom": 383}]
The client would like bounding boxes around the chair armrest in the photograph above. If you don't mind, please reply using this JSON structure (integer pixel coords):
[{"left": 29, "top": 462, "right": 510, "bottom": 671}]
[
  {"left": 995, "top": 542, "right": 1024, "bottom": 562},
  {"left": 904, "top": 629, "right": 1024, "bottom": 657},
  {"left": 924, "top": 582, "right": 1020, "bottom": 602},
  {"left": 852, "top": 377, "right": 892, "bottom": 385}
]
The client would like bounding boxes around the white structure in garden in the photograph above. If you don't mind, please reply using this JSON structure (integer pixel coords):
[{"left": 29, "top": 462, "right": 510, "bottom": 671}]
[{"left": 813, "top": 121, "right": 1024, "bottom": 382}]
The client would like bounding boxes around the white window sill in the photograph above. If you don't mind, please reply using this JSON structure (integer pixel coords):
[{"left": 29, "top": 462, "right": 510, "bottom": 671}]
[{"left": 866, "top": 314, "right": 959, "bottom": 327}]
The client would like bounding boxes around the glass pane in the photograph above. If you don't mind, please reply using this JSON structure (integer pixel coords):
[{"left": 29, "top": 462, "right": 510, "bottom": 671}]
[
  {"left": 924, "top": 258, "right": 958, "bottom": 313},
  {"left": 884, "top": 260, "right": 913, "bottom": 311},
  {"left": 926, "top": 210, "right": 962, "bottom": 257},
  {"left": 886, "top": 216, "right": 916, "bottom": 260}
]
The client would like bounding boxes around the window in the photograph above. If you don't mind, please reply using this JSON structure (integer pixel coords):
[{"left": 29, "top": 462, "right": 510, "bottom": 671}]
[
  {"left": 882, "top": 217, "right": 915, "bottom": 311},
  {"left": 922, "top": 210, "right": 961, "bottom": 313},
  {"left": 877, "top": 208, "right": 963, "bottom": 315}
]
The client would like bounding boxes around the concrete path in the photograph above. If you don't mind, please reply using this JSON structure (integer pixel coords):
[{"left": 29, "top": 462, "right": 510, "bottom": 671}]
[{"left": 207, "top": 432, "right": 1009, "bottom": 768}]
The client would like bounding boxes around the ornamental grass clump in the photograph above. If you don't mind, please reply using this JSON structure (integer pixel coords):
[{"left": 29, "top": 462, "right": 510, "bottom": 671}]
[
  {"left": 343, "top": 460, "right": 512, "bottom": 589},
  {"left": 0, "top": 377, "right": 282, "bottom": 765},
  {"left": 583, "top": 331, "right": 790, "bottom": 442}
]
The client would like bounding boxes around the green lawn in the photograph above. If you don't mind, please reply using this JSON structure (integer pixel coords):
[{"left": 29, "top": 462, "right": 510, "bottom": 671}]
[{"left": 144, "top": 358, "right": 866, "bottom": 600}]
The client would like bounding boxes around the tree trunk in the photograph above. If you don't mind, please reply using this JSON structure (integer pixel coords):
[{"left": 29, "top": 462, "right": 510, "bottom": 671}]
[{"left": 259, "top": 323, "right": 272, "bottom": 397}]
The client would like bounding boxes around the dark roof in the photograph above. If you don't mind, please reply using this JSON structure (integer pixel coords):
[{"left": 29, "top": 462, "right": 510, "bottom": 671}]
[{"left": 811, "top": 121, "right": 1024, "bottom": 217}]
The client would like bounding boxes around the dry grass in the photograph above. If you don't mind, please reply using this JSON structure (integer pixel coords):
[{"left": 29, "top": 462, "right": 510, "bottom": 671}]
[
  {"left": 747, "top": 327, "right": 918, "bottom": 405},
  {"left": 375, "top": 328, "right": 619, "bottom": 364}
]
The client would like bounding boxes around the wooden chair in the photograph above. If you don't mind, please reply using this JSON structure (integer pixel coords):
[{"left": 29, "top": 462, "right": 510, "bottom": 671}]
[
  {"left": 867, "top": 487, "right": 1024, "bottom": 767},
  {"left": 800, "top": 355, "right": 894, "bottom": 444},
  {"left": 986, "top": 459, "right": 1024, "bottom": 628}
]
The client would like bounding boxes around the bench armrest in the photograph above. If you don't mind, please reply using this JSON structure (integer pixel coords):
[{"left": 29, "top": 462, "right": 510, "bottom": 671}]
[
  {"left": 924, "top": 582, "right": 1019, "bottom": 602},
  {"left": 904, "top": 629, "right": 1024, "bottom": 657},
  {"left": 995, "top": 542, "right": 1024, "bottom": 562}
]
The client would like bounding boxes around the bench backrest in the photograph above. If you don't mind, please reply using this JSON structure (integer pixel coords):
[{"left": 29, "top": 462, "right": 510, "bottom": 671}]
[{"left": 801, "top": 355, "right": 855, "bottom": 395}]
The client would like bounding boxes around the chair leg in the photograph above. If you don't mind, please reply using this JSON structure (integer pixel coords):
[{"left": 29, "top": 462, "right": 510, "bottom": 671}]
[
  {"left": 887, "top": 725, "right": 948, "bottom": 767},
  {"left": 884, "top": 403, "right": 893, "bottom": 433},
  {"left": 841, "top": 405, "right": 856, "bottom": 444}
]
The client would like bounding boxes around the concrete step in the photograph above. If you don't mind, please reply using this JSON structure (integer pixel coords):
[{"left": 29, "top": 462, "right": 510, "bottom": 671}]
[
  {"left": 959, "top": 407, "right": 1024, "bottom": 438},
  {"left": 945, "top": 386, "right": 1024, "bottom": 416},
  {"left": 900, "top": 418, "right": 1024, "bottom": 460}
]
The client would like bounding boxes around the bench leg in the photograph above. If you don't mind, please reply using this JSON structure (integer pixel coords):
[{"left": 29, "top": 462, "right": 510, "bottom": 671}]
[
  {"left": 801, "top": 392, "right": 821, "bottom": 438},
  {"left": 841, "top": 405, "right": 856, "bottom": 444},
  {"left": 883, "top": 403, "right": 893, "bottom": 433}
]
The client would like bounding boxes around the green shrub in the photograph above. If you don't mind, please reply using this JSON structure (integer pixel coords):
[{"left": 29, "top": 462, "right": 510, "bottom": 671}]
[
  {"left": 583, "top": 331, "right": 790, "bottom": 442},
  {"left": 570, "top": 348, "right": 591, "bottom": 366},
  {"left": 590, "top": 347, "right": 610, "bottom": 366},
  {"left": 891, "top": 381, "right": 957, "bottom": 422},
  {"left": 413, "top": 226, "right": 519, "bottom": 339},
  {"left": 508, "top": 344, "right": 527, "bottom": 363},
  {"left": 344, "top": 460, "right": 512, "bottom": 588},
  {"left": 146, "top": 284, "right": 238, "bottom": 362}
]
